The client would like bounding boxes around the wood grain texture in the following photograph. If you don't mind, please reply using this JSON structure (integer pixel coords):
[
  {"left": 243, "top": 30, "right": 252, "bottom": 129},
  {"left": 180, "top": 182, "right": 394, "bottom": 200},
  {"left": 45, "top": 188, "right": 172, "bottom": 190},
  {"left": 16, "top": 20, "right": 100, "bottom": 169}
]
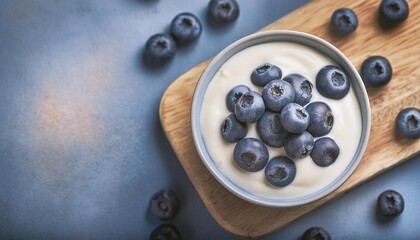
[{"left": 160, "top": 0, "right": 420, "bottom": 238}]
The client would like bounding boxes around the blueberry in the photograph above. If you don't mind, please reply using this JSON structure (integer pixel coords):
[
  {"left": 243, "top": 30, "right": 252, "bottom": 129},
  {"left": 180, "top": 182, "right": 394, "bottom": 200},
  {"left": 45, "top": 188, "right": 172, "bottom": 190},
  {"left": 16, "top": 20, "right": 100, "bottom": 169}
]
[
  {"left": 379, "top": 0, "right": 409, "bottom": 25},
  {"left": 310, "top": 137, "right": 340, "bottom": 167},
  {"left": 170, "top": 12, "right": 202, "bottom": 44},
  {"left": 284, "top": 132, "right": 314, "bottom": 159},
  {"left": 208, "top": 0, "right": 240, "bottom": 22},
  {"left": 262, "top": 80, "right": 295, "bottom": 112},
  {"left": 233, "top": 138, "right": 269, "bottom": 172},
  {"left": 305, "top": 102, "right": 334, "bottom": 137},
  {"left": 377, "top": 190, "right": 404, "bottom": 218},
  {"left": 280, "top": 103, "right": 310, "bottom": 133},
  {"left": 316, "top": 65, "right": 350, "bottom": 100},
  {"left": 149, "top": 190, "right": 180, "bottom": 220},
  {"left": 396, "top": 108, "right": 420, "bottom": 138},
  {"left": 234, "top": 91, "right": 265, "bottom": 123},
  {"left": 144, "top": 33, "right": 176, "bottom": 66},
  {"left": 283, "top": 74, "right": 313, "bottom": 106},
  {"left": 226, "top": 85, "right": 250, "bottom": 112},
  {"left": 149, "top": 223, "right": 181, "bottom": 240},
  {"left": 331, "top": 8, "right": 358, "bottom": 35},
  {"left": 251, "top": 63, "right": 282, "bottom": 87},
  {"left": 265, "top": 156, "right": 296, "bottom": 187},
  {"left": 360, "top": 56, "right": 393, "bottom": 87},
  {"left": 257, "top": 111, "right": 289, "bottom": 148},
  {"left": 221, "top": 114, "right": 247, "bottom": 143},
  {"left": 301, "top": 227, "right": 331, "bottom": 240}
]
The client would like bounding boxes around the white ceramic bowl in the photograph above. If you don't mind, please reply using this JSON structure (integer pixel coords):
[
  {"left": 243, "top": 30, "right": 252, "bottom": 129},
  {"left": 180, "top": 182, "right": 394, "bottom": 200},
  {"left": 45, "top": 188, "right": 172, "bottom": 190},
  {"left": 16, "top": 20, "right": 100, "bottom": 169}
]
[{"left": 191, "top": 30, "right": 370, "bottom": 207}]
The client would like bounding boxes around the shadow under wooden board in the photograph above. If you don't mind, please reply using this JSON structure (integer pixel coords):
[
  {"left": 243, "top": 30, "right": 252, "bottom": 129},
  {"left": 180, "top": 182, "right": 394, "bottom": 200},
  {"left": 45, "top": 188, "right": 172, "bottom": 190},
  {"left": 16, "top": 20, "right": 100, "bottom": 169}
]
[{"left": 160, "top": 0, "right": 419, "bottom": 238}]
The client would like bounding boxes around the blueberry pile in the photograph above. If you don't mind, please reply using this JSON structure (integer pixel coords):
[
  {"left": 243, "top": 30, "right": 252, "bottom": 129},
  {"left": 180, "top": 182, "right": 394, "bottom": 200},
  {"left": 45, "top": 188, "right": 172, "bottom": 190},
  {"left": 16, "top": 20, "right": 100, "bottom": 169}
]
[
  {"left": 377, "top": 189, "right": 405, "bottom": 218},
  {"left": 360, "top": 56, "right": 393, "bottom": 88},
  {"left": 221, "top": 63, "right": 350, "bottom": 187},
  {"left": 396, "top": 108, "right": 420, "bottom": 138},
  {"left": 379, "top": 0, "right": 409, "bottom": 25},
  {"left": 331, "top": 8, "right": 359, "bottom": 35}
]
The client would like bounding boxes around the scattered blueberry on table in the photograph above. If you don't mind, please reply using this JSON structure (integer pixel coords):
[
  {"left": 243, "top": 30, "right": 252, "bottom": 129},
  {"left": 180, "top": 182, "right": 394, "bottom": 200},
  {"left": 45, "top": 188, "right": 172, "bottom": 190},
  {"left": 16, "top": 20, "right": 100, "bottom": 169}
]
[
  {"left": 360, "top": 56, "right": 393, "bottom": 87},
  {"left": 265, "top": 156, "right": 296, "bottom": 187},
  {"left": 377, "top": 190, "right": 405, "bottom": 218},
  {"left": 208, "top": 0, "right": 240, "bottom": 23},
  {"left": 379, "top": 0, "right": 409, "bottom": 25},
  {"left": 396, "top": 108, "right": 420, "bottom": 138},
  {"left": 301, "top": 226, "right": 331, "bottom": 240},
  {"left": 149, "top": 190, "right": 180, "bottom": 220},
  {"left": 149, "top": 223, "right": 182, "bottom": 240},
  {"left": 331, "top": 8, "right": 358, "bottom": 35},
  {"left": 144, "top": 33, "right": 176, "bottom": 66},
  {"left": 170, "top": 12, "right": 202, "bottom": 44}
]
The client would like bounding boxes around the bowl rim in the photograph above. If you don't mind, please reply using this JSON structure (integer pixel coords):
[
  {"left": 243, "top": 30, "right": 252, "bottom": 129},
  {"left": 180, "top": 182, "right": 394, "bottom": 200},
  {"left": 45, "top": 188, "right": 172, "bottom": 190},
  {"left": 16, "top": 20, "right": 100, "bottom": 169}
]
[{"left": 190, "top": 30, "right": 371, "bottom": 207}]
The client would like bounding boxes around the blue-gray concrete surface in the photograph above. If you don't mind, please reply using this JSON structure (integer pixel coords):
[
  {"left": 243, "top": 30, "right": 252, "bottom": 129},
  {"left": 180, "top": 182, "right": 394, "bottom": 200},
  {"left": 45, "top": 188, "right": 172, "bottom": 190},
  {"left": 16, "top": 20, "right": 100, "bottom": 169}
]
[{"left": 0, "top": 0, "right": 418, "bottom": 239}]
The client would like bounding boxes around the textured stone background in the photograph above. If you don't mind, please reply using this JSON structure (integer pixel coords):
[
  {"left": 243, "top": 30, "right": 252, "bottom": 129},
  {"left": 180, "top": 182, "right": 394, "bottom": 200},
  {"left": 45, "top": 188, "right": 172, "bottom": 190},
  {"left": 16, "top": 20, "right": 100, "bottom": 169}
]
[{"left": 0, "top": 0, "right": 418, "bottom": 239}]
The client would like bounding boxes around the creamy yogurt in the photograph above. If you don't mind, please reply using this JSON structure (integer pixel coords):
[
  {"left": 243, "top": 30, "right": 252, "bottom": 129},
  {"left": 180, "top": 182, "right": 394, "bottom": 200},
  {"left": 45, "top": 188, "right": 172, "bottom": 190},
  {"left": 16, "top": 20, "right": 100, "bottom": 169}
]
[{"left": 200, "top": 42, "right": 362, "bottom": 199}]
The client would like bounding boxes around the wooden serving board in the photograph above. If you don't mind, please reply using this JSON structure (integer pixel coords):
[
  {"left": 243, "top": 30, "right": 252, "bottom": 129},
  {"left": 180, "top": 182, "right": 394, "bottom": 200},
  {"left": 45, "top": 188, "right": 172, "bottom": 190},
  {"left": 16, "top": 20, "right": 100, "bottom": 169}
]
[{"left": 160, "top": 0, "right": 419, "bottom": 238}]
